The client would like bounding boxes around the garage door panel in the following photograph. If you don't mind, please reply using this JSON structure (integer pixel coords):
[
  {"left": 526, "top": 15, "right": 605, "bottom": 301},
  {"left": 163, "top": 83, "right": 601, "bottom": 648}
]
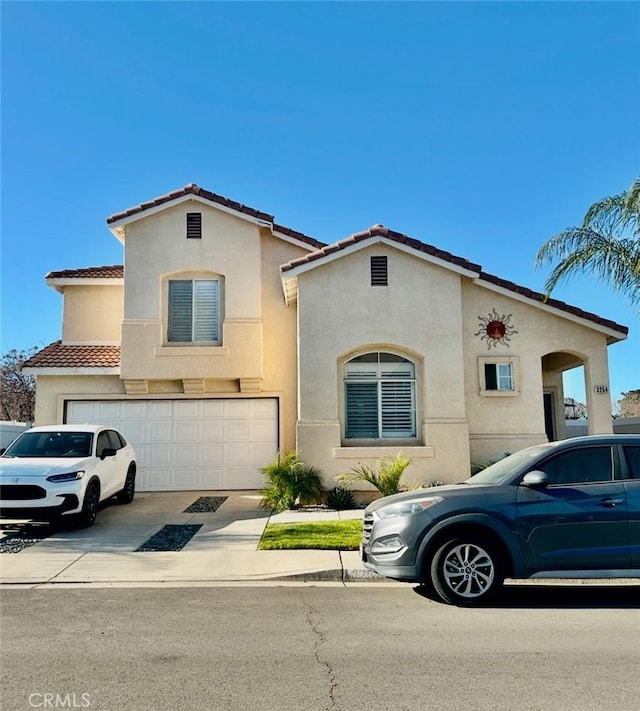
[
  {"left": 199, "top": 445, "right": 224, "bottom": 464},
  {"left": 149, "top": 446, "right": 173, "bottom": 465},
  {"left": 175, "top": 422, "right": 199, "bottom": 441},
  {"left": 175, "top": 446, "right": 198, "bottom": 465},
  {"left": 65, "top": 398, "right": 278, "bottom": 491},
  {"left": 149, "top": 422, "right": 172, "bottom": 441},
  {"left": 224, "top": 400, "right": 252, "bottom": 418},
  {"left": 253, "top": 421, "right": 279, "bottom": 441},
  {"left": 226, "top": 422, "right": 251, "bottom": 441}
]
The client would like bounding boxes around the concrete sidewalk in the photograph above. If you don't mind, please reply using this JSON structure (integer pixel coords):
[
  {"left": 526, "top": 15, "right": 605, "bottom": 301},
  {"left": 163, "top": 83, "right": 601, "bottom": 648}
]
[{"left": 0, "top": 491, "right": 386, "bottom": 586}]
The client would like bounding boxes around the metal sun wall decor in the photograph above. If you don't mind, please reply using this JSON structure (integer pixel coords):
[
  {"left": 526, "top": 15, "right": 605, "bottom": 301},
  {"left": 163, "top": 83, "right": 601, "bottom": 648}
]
[{"left": 475, "top": 309, "right": 518, "bottom": 349}]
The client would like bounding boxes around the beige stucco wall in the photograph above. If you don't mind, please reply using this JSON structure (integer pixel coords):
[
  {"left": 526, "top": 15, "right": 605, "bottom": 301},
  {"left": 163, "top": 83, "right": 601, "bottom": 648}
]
[
  {"left": 294, "top": 244, "right": 619, "bottom": 485},
  {"left": 62, "top": 285, "right": 123, "bottom": 343},
  {"left": 33, "top": 375, "right": 125, "bottom": 425},
  {"left": 295, "top": 243, "right": 471, "bottom": 486},
  {"left": 461, "top": 280, "right": 614, "bottom": 465},
  {"left": 120, "top": 201, "right": 264, "bottom": 381},
  {"left": 33, "top": 203, "right": 310, "bottom": 458}
]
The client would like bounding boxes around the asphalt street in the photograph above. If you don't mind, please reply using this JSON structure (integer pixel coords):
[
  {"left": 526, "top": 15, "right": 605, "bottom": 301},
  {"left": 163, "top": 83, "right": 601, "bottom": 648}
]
[{"left": 2, "top": 584, "right": 639, "bottom": 711}]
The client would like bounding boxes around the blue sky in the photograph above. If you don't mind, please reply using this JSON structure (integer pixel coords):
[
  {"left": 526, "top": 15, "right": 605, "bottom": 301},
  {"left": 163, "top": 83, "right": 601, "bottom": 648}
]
[{"left": 1, "top": 1, "right": 638, "bottom": 408}]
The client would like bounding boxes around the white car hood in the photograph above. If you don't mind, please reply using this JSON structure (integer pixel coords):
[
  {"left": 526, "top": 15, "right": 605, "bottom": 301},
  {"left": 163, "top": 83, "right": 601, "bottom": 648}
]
[{"left": 0, "top": 457, "right": 90, "bottom": 479}]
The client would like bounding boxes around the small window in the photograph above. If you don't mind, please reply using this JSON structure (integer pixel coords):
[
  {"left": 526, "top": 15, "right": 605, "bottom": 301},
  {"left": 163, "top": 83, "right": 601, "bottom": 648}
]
[
  {"left": 168, "top": 279, "right": 221, "bottom": 344},
  {"left": 186, "top": 213, "right": 202, "bottom": 239},
  {"left": 479, "top": 357, "right": 518, "bottom": 396},
  {"left": 485, "top": 363, "right": 513, "bottom": 391},
  {"left": 371, "top": 256, "right": 388, "bottom": 286}
]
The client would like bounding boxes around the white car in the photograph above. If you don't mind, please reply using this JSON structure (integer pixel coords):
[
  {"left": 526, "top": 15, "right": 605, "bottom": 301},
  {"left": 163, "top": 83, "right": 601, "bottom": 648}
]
[{"left": 0, "top": 424, "right": 137, "bottom": 528}]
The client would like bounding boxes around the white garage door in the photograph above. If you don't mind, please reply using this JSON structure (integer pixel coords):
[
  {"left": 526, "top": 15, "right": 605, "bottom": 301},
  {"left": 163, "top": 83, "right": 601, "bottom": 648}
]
[{"left": 65, "top": 398, "right": 278, "bottom": 491}]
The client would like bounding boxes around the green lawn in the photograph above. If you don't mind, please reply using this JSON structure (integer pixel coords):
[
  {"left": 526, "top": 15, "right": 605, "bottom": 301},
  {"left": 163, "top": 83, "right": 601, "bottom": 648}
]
[{"left": 258, "top": 519, "right": 363, "bottom": 550}]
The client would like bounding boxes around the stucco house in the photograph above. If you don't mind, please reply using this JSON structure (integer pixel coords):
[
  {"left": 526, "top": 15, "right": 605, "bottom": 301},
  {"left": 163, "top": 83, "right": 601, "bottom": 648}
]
[{"left": 24, "top": 184, "right": 628, "bottom": 491}]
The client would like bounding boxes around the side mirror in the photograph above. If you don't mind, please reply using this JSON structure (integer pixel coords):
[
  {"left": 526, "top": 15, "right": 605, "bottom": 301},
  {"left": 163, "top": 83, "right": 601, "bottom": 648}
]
[
  {"left": 0, "top": 448, "right": 5, "bottom": 456},
  {"left": 521, "top": 470, "right": 549, "bottom": 488},
  {"left": 99, "top": 448, "right": 117, "bottom": 460}
]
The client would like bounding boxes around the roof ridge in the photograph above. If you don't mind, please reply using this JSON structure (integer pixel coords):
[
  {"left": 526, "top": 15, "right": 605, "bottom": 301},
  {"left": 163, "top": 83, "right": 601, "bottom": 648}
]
[{"left": 105, "top": 184, "right": 322, "bottom": 249}]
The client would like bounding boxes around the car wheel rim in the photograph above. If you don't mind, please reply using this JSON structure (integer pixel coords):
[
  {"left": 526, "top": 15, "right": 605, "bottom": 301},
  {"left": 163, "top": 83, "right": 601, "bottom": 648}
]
[
  {"left": 86, "top": 487, "right": 98, "bottom": 519},
  {"left": 442, "top": 543, "right": 495, "bottom": 599}
]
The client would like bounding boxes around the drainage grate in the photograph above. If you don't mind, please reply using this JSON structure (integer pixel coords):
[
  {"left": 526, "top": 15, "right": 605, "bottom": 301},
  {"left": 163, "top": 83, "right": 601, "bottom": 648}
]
[
  {"left": 0, "top": 526, "right": 53, "bottom": 554},
  {"left": 136, "top": 524, "right": 203, "bottom": 552},
  {"left": 182, "top": 496, "right": 228, "bottom": 513}
]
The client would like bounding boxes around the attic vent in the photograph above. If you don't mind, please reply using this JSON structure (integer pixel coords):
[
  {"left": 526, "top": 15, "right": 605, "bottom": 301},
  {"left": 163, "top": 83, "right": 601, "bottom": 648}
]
[
  {"left": 186, "top": 213, "right": 202, "bottom": 239},
  {"left": 371, "top": 256, "right": 388, "bottom": 286}
]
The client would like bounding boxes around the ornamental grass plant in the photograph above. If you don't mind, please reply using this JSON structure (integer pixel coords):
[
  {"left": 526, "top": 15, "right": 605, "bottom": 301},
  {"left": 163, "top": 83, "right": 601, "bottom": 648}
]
[
  {"left": 337, "top": 453, "right": 412, "bottom": 497},
  {"left": 260, "top": 451, "right": 325, "bottom": 512}
]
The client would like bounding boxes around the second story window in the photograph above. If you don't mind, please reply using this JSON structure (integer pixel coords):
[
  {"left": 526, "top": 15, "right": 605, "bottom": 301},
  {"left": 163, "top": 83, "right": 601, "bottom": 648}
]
[
  {"left": 186, "top": 213, "right": 202, "bottom": 239},
  {"left": 168, "top": 279, "right": 221, "bottom": 343}
]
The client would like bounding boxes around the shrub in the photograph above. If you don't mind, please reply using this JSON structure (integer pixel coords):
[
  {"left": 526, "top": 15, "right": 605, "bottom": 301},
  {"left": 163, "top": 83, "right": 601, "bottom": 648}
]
[
  {"left": 260, "top": 451, "right": 325, "bottom": 512},
  {"left": 337, "top": 453, "right": 413, "bottom": 497},
  {"left": 326, "top": 486, "right": 357, "bottom": 510}
]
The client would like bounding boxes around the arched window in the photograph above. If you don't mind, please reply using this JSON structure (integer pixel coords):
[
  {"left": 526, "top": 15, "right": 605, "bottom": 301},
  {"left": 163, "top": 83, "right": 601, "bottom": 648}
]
[{"left": 344, "top": 352, "right": 416, "bottom": 440}]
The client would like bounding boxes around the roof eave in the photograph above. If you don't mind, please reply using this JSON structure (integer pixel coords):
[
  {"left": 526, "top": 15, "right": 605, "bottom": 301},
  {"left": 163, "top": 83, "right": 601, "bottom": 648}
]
[
  {"left": 22, "top": 367, "right": 120, "bottom": 376},
  {"left": 474, "top": 277, "right": 628, "bottom": 343},
  {"left": 45, "top": 277, "right": 124, "bottom": 293},
  {"left": 106, "top": 193, "right": 273, "bottom": 239}
]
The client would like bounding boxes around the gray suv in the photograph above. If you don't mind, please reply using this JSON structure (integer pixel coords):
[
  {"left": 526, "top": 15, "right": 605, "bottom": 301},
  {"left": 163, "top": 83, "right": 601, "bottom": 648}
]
[{"left": 360, "top": 435, "right": 640, "bottom": 605}]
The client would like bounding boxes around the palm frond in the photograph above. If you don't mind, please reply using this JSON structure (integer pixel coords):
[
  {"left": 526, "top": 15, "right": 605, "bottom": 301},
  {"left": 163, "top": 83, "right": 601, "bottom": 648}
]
[{"left": 536, "top": 176, "right": 640, "bottom": 309}]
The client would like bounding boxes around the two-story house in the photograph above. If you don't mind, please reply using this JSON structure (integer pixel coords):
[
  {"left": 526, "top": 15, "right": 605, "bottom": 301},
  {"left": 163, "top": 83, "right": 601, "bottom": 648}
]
[{"left": 24, "top": 184, "right": 628, "bottom": 491}]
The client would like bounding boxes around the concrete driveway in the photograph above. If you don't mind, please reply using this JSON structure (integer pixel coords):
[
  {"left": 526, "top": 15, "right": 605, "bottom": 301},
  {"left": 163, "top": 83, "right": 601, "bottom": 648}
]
[{"left": 0, "top": 491, "right": 374, "bottom": 586}]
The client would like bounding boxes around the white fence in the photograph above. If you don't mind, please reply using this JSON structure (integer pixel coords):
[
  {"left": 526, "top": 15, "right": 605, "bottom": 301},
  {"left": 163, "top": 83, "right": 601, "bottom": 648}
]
[
  {"left": 565, "top": 418, "right": 640, "bottom": 438},
  {"left": 0, "top": 422, "right": 31, "bottom": 449}
]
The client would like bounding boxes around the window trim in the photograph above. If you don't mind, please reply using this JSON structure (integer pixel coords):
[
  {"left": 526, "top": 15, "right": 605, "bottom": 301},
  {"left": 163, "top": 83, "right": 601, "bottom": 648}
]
[{"left": 478, "top": 356, "right": 519, "bottom": 397}]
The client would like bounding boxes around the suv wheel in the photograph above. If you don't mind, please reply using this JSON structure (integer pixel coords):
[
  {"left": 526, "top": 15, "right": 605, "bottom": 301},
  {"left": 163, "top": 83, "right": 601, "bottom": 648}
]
[
  {"left": 75, "top": 481, "right": 100, "bottom": 529},
  {"left": 429, "top": 535, "right": 504, "bottom": 606},
  {"left": 116, "top": 465, "right": 136, "bottom": 505}
]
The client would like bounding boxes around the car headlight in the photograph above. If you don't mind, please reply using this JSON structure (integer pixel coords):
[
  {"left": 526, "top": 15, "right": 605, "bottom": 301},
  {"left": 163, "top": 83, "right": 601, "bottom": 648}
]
[
  {"left": 376, "top": 496, "right": 443, "bottom": 519},
  {"left": 46, "top": 471, "right": 85, "bottom": 483}
]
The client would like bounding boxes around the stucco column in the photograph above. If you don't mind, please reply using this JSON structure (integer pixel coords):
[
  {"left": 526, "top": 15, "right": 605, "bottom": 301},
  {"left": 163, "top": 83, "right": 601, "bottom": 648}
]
[{"left": 583, "top": 351, "right": 613, "bottom": 434}]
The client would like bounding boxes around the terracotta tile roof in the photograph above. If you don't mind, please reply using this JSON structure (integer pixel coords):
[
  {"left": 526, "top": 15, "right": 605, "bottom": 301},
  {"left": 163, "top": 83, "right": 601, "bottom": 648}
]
[
  {"left": 105, "top": 184, "right": 323, "bottom": 249},
  {"left": 281, "top": 224, "right": 482, "bottom": 273},
  {"left": 281, "top": 224, "right": 628, "bottom": 337},
  {"left": 477, "top": 272, "right": 628, "bottom": 335},
  {"left": 273, "top": 223, "right": 325, "bottom": 249},
  {"left": 46, "top": 265, "right": 124, "bottom": 279},
  {"left": 24, "top": 342, "right": 121, "bottom": 369}
]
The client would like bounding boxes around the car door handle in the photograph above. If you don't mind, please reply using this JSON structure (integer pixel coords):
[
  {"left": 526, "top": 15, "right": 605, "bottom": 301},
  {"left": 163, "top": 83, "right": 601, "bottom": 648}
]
[{"left": 599, "top": 498, "right": 624, "bottom": 507}]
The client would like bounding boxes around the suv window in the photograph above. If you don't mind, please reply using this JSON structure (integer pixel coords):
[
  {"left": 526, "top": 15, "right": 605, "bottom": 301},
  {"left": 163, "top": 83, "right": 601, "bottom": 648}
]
[
  {"left": 623, "top": 446, "right": 640, "bottom": 479},
  {"left": 106, "top": 430, "right": 125, "bottom": 450},
  {"left": 537, "top": 446, "right": 613, "bottom": 485},
  {"left": 96, "top": 431, "right": 111, "bottom": 458}
]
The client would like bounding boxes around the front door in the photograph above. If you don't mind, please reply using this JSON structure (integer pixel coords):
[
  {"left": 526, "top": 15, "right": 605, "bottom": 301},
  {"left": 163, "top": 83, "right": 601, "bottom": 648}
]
[
  {"left": 543, "top": 392, "right": 555, "bottom": 442},
  {"left": 516, "top": 444, "right": 629, "bottom": 571}
]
